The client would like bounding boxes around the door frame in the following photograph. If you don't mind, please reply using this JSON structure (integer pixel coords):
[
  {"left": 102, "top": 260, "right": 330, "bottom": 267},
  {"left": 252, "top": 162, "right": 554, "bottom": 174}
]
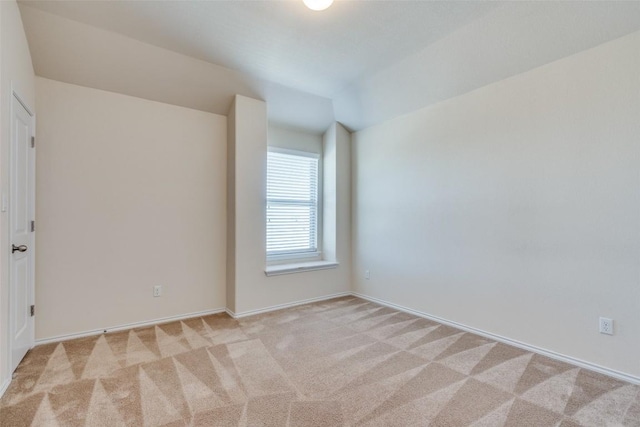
[{"left": 6, "top": 86, "right": 36, "bottom": 376}]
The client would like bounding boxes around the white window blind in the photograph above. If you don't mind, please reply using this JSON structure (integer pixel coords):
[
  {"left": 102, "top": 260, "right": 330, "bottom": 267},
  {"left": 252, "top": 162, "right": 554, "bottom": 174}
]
[{"left": 267, "top": 149, "right": 319, "bottom": 257}]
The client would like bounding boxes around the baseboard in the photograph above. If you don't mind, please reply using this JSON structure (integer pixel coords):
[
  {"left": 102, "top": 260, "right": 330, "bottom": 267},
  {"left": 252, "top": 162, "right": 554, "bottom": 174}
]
[
  {"left": 352, "top": 292, "right": 640, "bottom": 386},
  {"left": 34, "top": 291, "right": 353, "bottom": 344},
  {"left": 0, "top": 378, "right": 11, "bottom": 400},
  {"left": 225, "top": 292, "right": 352, "bottom": 319},
  {"left": 29, "top": 290, "right": 638, "bottom": 385},
  {"left": 34, "top": 308, "right": 226, "bottom": 346}
]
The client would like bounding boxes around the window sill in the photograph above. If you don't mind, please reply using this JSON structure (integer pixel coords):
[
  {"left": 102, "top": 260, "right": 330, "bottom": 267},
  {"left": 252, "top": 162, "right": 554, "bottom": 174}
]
[{"left": 264, "top": 260, "right": 339, "bottom": 277}]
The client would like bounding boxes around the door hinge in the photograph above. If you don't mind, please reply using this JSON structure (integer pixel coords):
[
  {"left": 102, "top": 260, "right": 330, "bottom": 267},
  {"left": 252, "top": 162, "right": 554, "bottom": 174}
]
[
  {"left": 30, "top": 220, "right": 35, "bottom": 232},
  {"left": 30, "top": 305, "right": 35, "bottom": 317},
  {"left": 31, "top": 136, "right": 35, "bottom": 148}
]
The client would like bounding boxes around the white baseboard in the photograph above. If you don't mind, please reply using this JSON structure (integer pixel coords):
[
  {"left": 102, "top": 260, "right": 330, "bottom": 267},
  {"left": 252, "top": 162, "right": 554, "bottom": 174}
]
[
  {"left": 225, "top": 292, "right": 352, "bottom": 319},
  {"left": 0, "top": 378, "right": 11, "bottom": 399},
  {"left": 34, "top": 308, "right": 226, "bottom": 346},
  {"left": 35, "top": 291, "right": 352, "bottom": 345},
  {"left": 28, "top": 290, "right": 639, "bottom": 386},
  {"left": 352, "top": 292, "right": 640, "bottom": 386}
]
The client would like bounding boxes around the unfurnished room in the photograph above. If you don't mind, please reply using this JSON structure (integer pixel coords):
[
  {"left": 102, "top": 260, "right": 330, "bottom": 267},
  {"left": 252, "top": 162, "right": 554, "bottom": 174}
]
[{"left": 0, "top": 0, "right": 639, "bottom": 425}]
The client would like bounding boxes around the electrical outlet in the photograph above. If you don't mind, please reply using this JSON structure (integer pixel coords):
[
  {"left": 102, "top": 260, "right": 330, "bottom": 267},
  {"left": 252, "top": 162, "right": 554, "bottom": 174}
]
[
  {"left": 153, "top": 285, "right": 162, "bottom": 297},
  {"left": 599, "top": 317, "right": 613, "bottom": 335},
  {"left": 365, "top": 270, "right": 370, "bottom": 280}
]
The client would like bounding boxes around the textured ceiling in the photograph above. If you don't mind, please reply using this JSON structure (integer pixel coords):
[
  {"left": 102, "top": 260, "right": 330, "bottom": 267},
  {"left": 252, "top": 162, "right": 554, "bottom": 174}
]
[{"left": 17, "top": 0, "right": 640, "bottom": 132}]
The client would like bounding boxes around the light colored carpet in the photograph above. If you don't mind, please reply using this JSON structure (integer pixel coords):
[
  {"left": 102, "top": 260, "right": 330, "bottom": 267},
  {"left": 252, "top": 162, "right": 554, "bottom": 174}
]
[{"left": 1, "top": 296, "right": 639, "bottom": 426}]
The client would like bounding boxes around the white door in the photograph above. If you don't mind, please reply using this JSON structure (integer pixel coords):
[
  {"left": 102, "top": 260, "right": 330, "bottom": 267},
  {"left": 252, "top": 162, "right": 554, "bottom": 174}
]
[{"left": 9, "top": 94, "right": 35, "bottom": 373}]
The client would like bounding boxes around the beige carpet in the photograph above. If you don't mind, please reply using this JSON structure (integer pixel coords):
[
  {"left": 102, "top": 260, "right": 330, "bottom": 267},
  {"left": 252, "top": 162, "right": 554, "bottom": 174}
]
[{"left": 1, "top": 296, "right": 639, "bottom": 426}]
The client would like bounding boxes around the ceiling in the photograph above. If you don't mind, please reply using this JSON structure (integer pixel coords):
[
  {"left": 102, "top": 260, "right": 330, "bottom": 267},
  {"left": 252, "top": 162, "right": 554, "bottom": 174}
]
[{"left": 17, "top": 0, "right": 640, "bottom": 132}]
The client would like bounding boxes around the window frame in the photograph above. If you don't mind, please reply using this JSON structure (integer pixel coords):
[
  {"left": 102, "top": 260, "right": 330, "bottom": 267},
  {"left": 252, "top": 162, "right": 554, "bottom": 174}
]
[{"left": 266, "top": 147, "right": 322, "bottom": 264}]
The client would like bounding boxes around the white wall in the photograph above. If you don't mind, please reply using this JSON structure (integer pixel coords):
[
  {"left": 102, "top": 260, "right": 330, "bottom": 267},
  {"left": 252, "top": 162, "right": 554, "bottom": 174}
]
[
  {"left": 352, "top": 31, "right": 640, "bottom": 377},
  {"left": 35, "top": 78, "right": 227, "bottom": 340},
  {"left": 227, "top": 96, "right": 351, "bottom": 315},
  {"left": 0, "top": 0, "right": 36, "bottom": 392},
  {"left": 226, "top": 99, "right": 237, "bottom": 313},
  {"left": 19, "top": 5, "right": 335, "bottom": 133},
  {"left": 268, "top": 124, "right": 323, "bottom": 154},
  {"left": 323, "top": 123, "right": 351, "bottom": 264}
]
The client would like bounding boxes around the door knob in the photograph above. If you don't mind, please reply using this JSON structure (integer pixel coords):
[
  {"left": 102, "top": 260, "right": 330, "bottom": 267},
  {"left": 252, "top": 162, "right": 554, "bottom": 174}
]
[{"left": 12, "top": 244, "right": 27, "bottom": 253}]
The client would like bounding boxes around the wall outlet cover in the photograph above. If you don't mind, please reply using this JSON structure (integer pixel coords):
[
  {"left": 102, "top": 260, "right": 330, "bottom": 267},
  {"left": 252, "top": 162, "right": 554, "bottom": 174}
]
[{"left": 599, "top": 317, "right": 613, "bottom": 335}]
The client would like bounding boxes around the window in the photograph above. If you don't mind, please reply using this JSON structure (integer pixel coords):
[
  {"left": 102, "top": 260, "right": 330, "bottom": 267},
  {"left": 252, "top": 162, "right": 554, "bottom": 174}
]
[{"left": 266, "top": 148, "right": 319, "bottom": 259}]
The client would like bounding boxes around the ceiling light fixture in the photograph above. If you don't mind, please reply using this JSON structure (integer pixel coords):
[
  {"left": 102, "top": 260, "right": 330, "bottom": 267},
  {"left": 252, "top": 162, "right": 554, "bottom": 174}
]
[{"left": 303, "top": 0, "right": 334, "bottom": 11}]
